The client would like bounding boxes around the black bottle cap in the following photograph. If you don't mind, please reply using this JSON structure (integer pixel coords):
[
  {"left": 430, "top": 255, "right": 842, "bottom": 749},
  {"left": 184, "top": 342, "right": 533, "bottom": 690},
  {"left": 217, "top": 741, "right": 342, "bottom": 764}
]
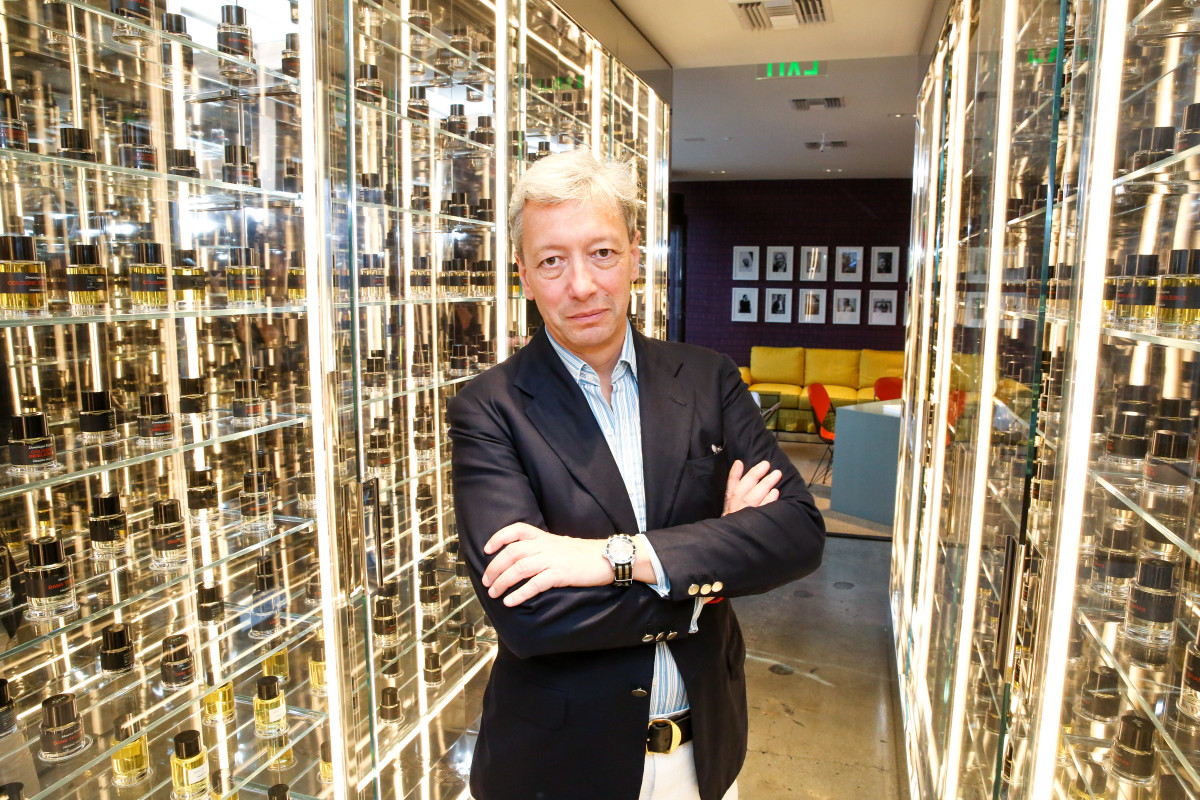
[
  {"left": 121, "top": 122, "right": 150, "bottom": 147},
  {"left": 234, "top": 378, "right": 258, "bottom": 400},
  {"left": 426, "top": 649, "right": 442, "bottom": 669},
  {"left": 380, "top": 686, "right": 401, "bottom": 719},
  {"left": 361, "top": 253, "right": 383, "bottom": 270},
  {"left": 188, "top": 466, "right": 214, "bottom": 490},
  {"left": 68, "top": 244, "right": 100, "bottom": 267},
  {"left": 27, "top": 535, "right": 64, "bottom": 568},
  {"left": 357, "top": 63, "right": 378, "bottom": 81},
  {"left": 58, "top": 127, "right": 93, "bottom": 153},
  {"left": 450, "top": 104, "right": 465, "bottom": 117},
  {"left": 374, "top": 596, "right": 395, "bottom": 619},
  {"left": 289, "top": 251, "right": 304, "bottom": 270},
  {"left": 153, "top": 499, "right": 181, "bottom": 526},
  {"left": 1129, "top": 253, "right": 1159, "bottom": 277},
  {"left": 197, "top": 583, "right": 224, "bottom": 621},
  {"left": 256, "top": 675, "right": 280, "bottom": 701},
  {"left": 161, "top": 12, "right": 187, "bottom": 34},
  {"left": 419, "top": 556, "right": 437, "bottom": 576},
  {"left": 139, "top": 392, "right": 168, "bottom": 418},
  {"left": 173, "top": 248, "right": 197, "bottom": 268},
  {"left": 162, "top": 633, "right": 191, "bottom": 662},
  {"left": 133, "top": 242, "right": 164, "bottom": 264},
  {"left": 1152, "top": 126, "right": 1176, "bottom": 151},
  {"left": 244, "top": 469, "right": 270, "bottom": 494},
  {"left": 268, "top": 784, "right": 291, "bottom": 800},
  {"left": 1186, "top": 103, "right": 1200, "bottom": 132},
  {"left": 0, "top": 81, "right": 18, "bottom": 121},
  {"left": 224, "top": 144, "right": 250, "bottom": 165},
  {"left": 479, "top": 39, "right": 494, "bottom": 54},
  {"left": 0, "top": 678, "right": 10, "bottom": 707},
  {"left": 410, "top": 86, "right": 426, "bottom": 101},
  {"left": 228, "top": 247, "right": 258, "bottom": 267},
  {"left": 1111, "top": 408, "right": 1148, "bottom": 438},
  {"left": 477, "top": 116, "right": 493, "bottom": 129},
  {"left": 1169, "top": 249, "right": 1190, "bottom": 275},
  {"left": 369, "top": 430, "right": 388, "bottom": 450},
  {"left": 1136, "top": 558, "right": 1177, "bottom": 591},
  {"left": 220, "top": 4, "right": 247, "bottom": 25},
  {"left": 174, "top": 729, "right": 202, "bottom": 760},
  {"left": 1113, "top": 712, "right": 1156, "bottom": 776},
  {"left": 321, "top": 740, "right": 332, "bottom": 762},
  {"left": 0, "top": 235, "right": 34, "bottom": 262},
  {"left": 41, "top": 693, "right": 78, "bottom": 728},
  {"left": 256, "top": 554, "right": 277, "bottom": 590},
  {"left": 306, "top": 571, "right": 321, "bottom": 601},
  {"left": 1080, "top": 665, "right": 1120, "bottom": 717},
  {"left": 1151, "top": 429, "right": 1190, "bottom": 459},
  {"left": 1159, "top": 396, "right": 1190, "bottom": 420},
  {"left": 10, "top": 412, "right": 47, "bottom": 440},
  {"left": 101, "top": 623, "right": 132, "bottom": 666},
  {"left": 285, "top": 33, "right": 299, "bottom": 50},
  {"left": 0, "top": 784, "right": 23, "bottom": 800},
  {"left": 93, "top": 491, "right": 122, "bottom": 518},
  {"left": 168, "top": 149, "right": 197, "bottom": 171},
  {"left": 179, "top": 377, "right": 205, "bottom": 399}
]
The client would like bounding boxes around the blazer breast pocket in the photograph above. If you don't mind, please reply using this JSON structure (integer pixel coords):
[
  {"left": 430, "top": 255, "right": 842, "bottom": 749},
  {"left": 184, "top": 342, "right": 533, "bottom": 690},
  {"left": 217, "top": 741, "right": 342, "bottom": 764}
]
[{"left": 684, "top": 447, "right": 728, "bottom": 479}]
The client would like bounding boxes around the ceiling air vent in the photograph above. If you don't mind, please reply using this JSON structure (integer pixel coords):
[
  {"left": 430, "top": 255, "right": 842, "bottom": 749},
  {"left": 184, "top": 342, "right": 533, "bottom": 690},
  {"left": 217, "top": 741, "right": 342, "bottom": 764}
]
[
  {"left": 804, "top": 139, "right": 848, "bottom": 151},
  {"left": 729, "top": 0, "right": 827, "bottom": 31},
  {"left": 791, "top": 97, "right": 844, "bottom": 111}
]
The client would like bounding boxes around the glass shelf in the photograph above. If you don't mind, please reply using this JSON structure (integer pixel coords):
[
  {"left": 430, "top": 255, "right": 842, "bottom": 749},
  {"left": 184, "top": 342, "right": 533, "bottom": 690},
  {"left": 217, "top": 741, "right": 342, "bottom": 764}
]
[{"left": 0, "top": 301, "right": 308, "bottom": 330}]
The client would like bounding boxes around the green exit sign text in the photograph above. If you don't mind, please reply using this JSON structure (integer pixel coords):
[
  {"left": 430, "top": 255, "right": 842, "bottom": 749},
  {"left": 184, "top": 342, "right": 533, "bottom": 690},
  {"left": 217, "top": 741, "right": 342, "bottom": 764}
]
[{"left": 757, "top": 61, "right": 826, "bottom": 79}]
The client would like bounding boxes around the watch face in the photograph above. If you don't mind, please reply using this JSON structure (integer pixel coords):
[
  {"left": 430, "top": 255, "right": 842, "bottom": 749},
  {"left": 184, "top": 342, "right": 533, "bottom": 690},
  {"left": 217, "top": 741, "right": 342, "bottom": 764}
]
[{"left": 607, "top": 536, "right": 635, "bottom": 562}]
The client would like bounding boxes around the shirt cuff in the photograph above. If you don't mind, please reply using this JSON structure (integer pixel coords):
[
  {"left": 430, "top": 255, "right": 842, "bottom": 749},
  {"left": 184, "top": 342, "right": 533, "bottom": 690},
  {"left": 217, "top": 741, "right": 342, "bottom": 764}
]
[
  {"left": 636, "top": 533, "right": 670, "bottom": 598},
  {"left": 689, "top": 599, "right": 704, "bottom": 634}
]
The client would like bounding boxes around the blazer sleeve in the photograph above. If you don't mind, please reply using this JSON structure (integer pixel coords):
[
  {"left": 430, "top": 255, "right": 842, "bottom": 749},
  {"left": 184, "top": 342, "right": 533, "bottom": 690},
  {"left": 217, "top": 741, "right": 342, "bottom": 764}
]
[
  {"left": 642, "top": 356, "right": 826, "bottom": 602},
  {"left": 449, "top": 387, "right": 699, "bottom": 661}
]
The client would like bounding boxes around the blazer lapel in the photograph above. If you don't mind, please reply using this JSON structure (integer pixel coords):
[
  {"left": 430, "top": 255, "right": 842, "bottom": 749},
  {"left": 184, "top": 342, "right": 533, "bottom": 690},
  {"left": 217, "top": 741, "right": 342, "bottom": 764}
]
[
  {"left": 633, "top": 333, "right": 694, "bottom": 531},
  {"left": 515, "top": 331, "right": 640, "bottom": 536}
]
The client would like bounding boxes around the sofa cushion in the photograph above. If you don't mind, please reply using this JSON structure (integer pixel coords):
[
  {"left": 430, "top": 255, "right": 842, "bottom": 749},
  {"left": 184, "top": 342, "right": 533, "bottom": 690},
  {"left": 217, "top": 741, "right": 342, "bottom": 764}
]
[
  {"left": 749, "top": 346, "right": 805, "bottom": 386},
  {"left": 857, "top": 387, "right": 876, "bottom": 402},
  {"left": 797, "top": 384, "right": 860, "bottom": 413},
  {"left": 748, "top": 384, "right": 801, "bottom": 409},
  {"left": 804, "top": 348, "right": 860, "bottom": 390},
  {"left": 858, "top": 349, "right": 905, "bottom": 389},
  {"left": 739, "top": 367, "right": 753, "bottom": 386}
]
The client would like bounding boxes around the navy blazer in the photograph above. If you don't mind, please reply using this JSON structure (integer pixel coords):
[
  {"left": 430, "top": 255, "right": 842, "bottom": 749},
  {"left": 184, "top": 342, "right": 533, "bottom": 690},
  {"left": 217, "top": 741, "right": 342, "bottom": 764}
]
[{"left": 449, "top": 328, "right": 825, "bottom": 800}]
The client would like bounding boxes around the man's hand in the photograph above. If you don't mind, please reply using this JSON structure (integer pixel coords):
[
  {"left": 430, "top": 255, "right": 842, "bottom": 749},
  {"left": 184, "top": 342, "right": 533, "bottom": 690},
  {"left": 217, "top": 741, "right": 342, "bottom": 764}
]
[
  {"left": 723, "top": 459, "right": 782, "bottom": 516},
  {"left": 482, "top": 522, "right": 612, "bottom": 607}
]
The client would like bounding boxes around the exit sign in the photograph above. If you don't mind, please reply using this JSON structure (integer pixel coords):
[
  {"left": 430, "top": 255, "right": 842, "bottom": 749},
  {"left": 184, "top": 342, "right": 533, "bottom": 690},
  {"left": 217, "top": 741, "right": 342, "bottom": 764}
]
[{"left": 757, "top": 60, "right": 826, "bottom": 79}]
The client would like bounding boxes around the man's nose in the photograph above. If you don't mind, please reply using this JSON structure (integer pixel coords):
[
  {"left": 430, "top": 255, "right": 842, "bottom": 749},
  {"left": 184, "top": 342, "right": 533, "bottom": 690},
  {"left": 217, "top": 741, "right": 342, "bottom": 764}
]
[{"left": 565, "top": 261, "right": 598, "bottom": 298}]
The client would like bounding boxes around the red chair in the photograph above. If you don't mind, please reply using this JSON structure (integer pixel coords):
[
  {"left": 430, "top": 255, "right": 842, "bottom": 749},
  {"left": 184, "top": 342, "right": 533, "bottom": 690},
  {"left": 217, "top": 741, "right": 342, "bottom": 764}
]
[
  {"left": 874, "top": 376, "right": 903, "bottom": 401},
  {"left": 807, "top": 382, "right": 835, "bottom": 484}
]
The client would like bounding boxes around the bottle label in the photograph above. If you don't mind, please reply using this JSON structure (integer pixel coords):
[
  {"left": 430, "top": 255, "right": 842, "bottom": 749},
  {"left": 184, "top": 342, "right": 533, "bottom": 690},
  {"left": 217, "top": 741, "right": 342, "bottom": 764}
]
[
  {"left": 1128, "top": 586, "right": 1176, "bottom": 623},
  {"left": 175, "top": 273, "right": 206, "bottom": 292},
  {"left": 40, "top": 721, "right": 83, "bottom": 754},
  {"left": 242, "top": 494, "right": 271, "bottom": 518},
  {"left": 0, "top": 121, "right": 28, "bottom": 150},
  {"left": 25, "top": 563, "right": 71, "bottom": 599},
  {"left": 1095, "top": 549, "right": 1136, "bottom": 580},
  {"left": 233, "top": 398, "right": 264, "bottom": 418},
  {"left": 223, "top": 164, "right": 256, "bottom": 185},
  {"left": 411, "top": 16, "right": 431, "bottom": 30},
  {"left": 153, "top": 523, "right": 186, "bottom": 553},
  {"left": 283, "top": 56, "right": 300, "bottom": 77},
  {"left": 132, "top": 270, "right": 167, "bottom": 294},
  {"left": 218, "top": 31, "right": 253, "bottom": 57},
  {"left": 1133, "top": 283, "right": 1156, "bottom": 305},
  {"left": 287, "top": 269, "right": 305, "bottom": 290},
  {"left": 186, "top": 763, "right": 208, "bottom": 786},
  {"left": 10, "top": 439, "right": 54, "bottom": 466},
  {"left": 67, "top": 272, "right": 106, "bottom": 293},
  {"left": 268, "top": 702, "right": 287, "bottom": 723},
  {"left": 163, "top": 658, "right": 194, "bottom": 685},
  {"left": 228, "top": 271, "right": 263, "bottom": 292},
  {"left": 1158, "top": 286, "right": 1188, "bottom": 310},
  {"left": 1, "top": 270, "right": 46, "bottom": 295},
  {"left": 360, "top": 270, "right": 385, "bottom": 288},
  {"left": 139, "top": 416, "right": 173, "bottom": 437},
  {"left": 412, "top": 272, "right": 431, "bottom": 287}
]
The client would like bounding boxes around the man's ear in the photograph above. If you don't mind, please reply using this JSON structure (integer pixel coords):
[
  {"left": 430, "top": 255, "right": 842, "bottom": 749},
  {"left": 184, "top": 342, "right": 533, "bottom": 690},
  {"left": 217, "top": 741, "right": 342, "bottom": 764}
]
[{"left": 515, "top": 255, "right": 534, "bottom": 300}]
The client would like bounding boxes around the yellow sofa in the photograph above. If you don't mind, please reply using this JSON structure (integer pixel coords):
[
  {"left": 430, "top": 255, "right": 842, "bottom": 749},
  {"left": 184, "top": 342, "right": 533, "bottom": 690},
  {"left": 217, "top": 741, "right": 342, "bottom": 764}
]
[{"left": 739, "top": 346, "right": 905, "bottom": 433}]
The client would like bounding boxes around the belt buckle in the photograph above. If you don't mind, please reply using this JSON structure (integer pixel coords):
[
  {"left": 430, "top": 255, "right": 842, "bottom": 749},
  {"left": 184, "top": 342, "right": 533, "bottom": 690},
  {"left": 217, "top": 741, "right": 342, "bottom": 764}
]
[{"left": 647, "top": 718, "right": 682, "bottom": 755}]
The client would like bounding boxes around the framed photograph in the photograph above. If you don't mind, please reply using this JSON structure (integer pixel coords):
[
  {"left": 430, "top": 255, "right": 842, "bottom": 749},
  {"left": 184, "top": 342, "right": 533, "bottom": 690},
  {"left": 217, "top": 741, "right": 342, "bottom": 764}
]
[
  {"left": 832, "top": 289, "right": 861, "bottom": 325},
  {"left": 799, "top": 246, "right": 828, "bottom": 282},
  {"left": 765, "top": 246, "right": 794, "bottom": 281},
  {"left": 835, "top": 246, "right": 864, "bottom": 282},
  {"left": 764, "top": 288, "right": 792, "bottom": 322},
  {"left": 732, "top": 246, "right": 759, "bottom": 281},
  {"left": 798, "top": 288, "right": 826, "bottom": 324},
  {"left": 731, "top": 288, "right": 758, "bottom": 322},
  {"left": 871, "top": 247, "right": 900, "bottom": 282},
  {"left": 869, "top": 290, "right": 898, "bottom": 326}
]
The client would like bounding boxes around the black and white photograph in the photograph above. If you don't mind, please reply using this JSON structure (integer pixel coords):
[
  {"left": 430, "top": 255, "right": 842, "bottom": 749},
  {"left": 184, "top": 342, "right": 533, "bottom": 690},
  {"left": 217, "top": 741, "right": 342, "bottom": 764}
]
[
  {"left": 799, "top": 246, "right": 828, "bottom": 281},
  {"left": 765, "top": 246, "right": 794, "bottom": 281},
  {"left": 871, "top": 247, "right": 900, "bottom": 282},
  {"left": 869, "top": 290, "right": 898, "bottom": 325},
  {"left": 764, "top": 288, "right": 792, "bottom": 322},
  {"left": 731, "top": 288, "right": 759, "bottom": 322},
  {"left": 835, "top": 246, "right": 864, "bottom": 282},
  {"left": 833, "top": 289, "right": 861, "bottom": 325},
  {"left": 732, "top": 246, "right": 759, "bottom": 281},
  {"left": 798, "top": 288, "right": 826, "bottom": 324}
]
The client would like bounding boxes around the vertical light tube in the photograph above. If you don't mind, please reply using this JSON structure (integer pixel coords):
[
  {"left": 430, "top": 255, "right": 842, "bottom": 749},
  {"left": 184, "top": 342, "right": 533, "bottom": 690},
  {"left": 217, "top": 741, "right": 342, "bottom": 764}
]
[
  {"left": 645, "top": 92, "right": 658, "bottom": 339},
  {"left": 494, "top": 0, "right": 510, "bottom": 360}
]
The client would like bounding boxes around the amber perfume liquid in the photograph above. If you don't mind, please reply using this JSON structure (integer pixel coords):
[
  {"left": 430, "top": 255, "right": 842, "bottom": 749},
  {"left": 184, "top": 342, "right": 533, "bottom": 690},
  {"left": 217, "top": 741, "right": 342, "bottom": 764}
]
[
  {"left": 174, "top": 263, "right": 206, "bottom": 308},
  {"left": 202, "top": 681, "right": 236, "bottom": 726},
  {"left": 309, "top": 641, "right": 327, "bottom": 697},
  {"left": 131, "top": 263, "right": 168, "bottom": 309},
  {"left": 111, "top": 728, "right": 150, "bottom": 786},
  {"left": 261, "top": 643, "right": 289, "bottom": 685},
  {"left": 1156, "top": 274, "right": 1200, "bottom": 336},
  {"left": 0, "top": 259, "right": 48, "bottom": 316},
  {"left": 170, "top": 731, "right": 208, "bottom": 800},
  {"left": 66, "top": 244, "right": 107, "bottom": 311},
  {"left": 227, "top": 265, "right": 265, "bottom": 306}
]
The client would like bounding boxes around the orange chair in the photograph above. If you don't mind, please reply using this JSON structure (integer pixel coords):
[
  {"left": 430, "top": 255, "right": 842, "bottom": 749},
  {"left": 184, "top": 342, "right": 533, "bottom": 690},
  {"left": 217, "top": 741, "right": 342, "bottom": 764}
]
[
  {"left": 807, "top": 382, "right": 835, "bottom": 484},
  {"left": 874, "top": 376, "right": 902, "bottom": 401}
]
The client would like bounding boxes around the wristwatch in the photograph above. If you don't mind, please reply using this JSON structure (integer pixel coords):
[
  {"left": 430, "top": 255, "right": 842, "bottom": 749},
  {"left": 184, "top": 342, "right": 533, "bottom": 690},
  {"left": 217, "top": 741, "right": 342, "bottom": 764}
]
[{"left": 603, "top": 534, "right": 637, "bottom": 587}]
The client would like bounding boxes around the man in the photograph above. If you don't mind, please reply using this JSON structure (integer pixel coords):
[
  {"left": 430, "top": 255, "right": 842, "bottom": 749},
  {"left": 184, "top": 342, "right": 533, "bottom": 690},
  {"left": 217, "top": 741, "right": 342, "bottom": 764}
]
[{"left": 449, "top": 149, "right": 825, "bottom": 800}]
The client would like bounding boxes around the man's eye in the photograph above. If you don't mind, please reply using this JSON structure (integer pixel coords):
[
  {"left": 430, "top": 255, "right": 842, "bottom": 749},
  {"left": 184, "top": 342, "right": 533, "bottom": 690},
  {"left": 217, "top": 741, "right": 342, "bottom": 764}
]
[
  {"left": 539, "top": 257, "right": 563, "bottom": 270},
  {"left": 595, "top": 249, "right": 613, "bottom": 259}
]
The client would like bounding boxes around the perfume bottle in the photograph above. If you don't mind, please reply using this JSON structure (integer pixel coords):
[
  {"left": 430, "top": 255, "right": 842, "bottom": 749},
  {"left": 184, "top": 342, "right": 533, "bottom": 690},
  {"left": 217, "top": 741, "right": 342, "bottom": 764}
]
[
  {"left": 161, "top": 14, "right": 194, "bottom": 83},
  {"left": 110, "top": 0, "right": 153, "bottom": 45},
  {"left": 222, "top": 144, "right": 259, "bottom": 186},
  {"left": 319, "top": 740, "right": 334, "bottom": 783},
  {"left": 188, "top": 467, "right": 219, "bottom": 521},
  {"left": 286, "top": 251, "right": 305, "bottom": 301},
  {"left": 170, "top": 730, "right": 209, "bottom": 800},
  {"left": 366, "top": 430, "right": 393, "bottom": 478},
  {"left": 111, "top": 713, "right": 150, "bottom": 787},
  {"left": 161, "top": 634, "right": 196, "bottom": 688},
  {"left": 409, "top": 0, "right": 432, "bottom": 50},
  {"left": 168, "top": 149, "right": 201, "bottom": 178},
  {"left": 268, "top": 734, "right": 294, "bottom": 770},
  {"left": 424, "top": 649, "right": 443, "bottom": 687},
  {"left": 198, "top": 582, "right": 225, "bottom": 625},
  {"left": 0, "top": 679, "right": 14, "bottom": 736},
  {"left": 281, "top": 33, "right": 300, "bottom": 78},
  {"left": 1156, "top": 249, "right": 1200, "bottom": 337},
  {"left": 232, "top": 378, "right": 266, "bottom": 426},
  {"left": 39, "top": 693, "right": 90, "bottom": 762},
  {"left": 469, "top": 259, "right": 490, "bottom": 295},
  {"left": 64, "top": 244, "right": 106, "bottom": 311},
  {"left": 58, "top": 127, "right": 96, "bottom": 161},
  {"left": 419, "top": 568, "right": 440, "bottom": 615},
  {"left": 0, "top": 234, "right": 47, "bottom": 316},
  {"left": 254, "top": 675, "right": 288, "bottom": 737},
  {"left": 89, "top": 491, "right": 127, "bottom": 558},
  {"left": 355, "top": 64, "right": 383, "bottom": 102},
  {"left": 474, "top": 116, "right": 496, "bottom": 147},
  {"left": 1131, "top": 126, "right": 1174, "bottom": 171},
  {"left": 117, "top": 122, "right": 157, "bottom": 170},
  {"left": 1124, "top": 557, "right": 1180, "bottom": 644},
  {"left": 268, "top": 784, "right": 291, "bottom": 800},
  {"left": 173, "top": 249, "right": 205, "bottom": 307},
  {"left": 415, "top": 411, "right": 436, "bottom": 468},
  {"left": 360, "top": 253, "right": 386, "bottom": 301},
  {"left": 240, "top": 469, "right": 274, "bottom": 534},
  {"left": 79, "top": 390, "right": 118, "bottom": 444},
  {"left": 308, "top": 636, "right": 327, "bottom": 697},
  {"left": 130, "top": 242, "right": 167, "bottom": 308},
  {"left": 1107, "top": 713, "right": 1158, "bottom": 791},
  {"left": 226, "top": 247, "right": 264, "bottom": 306},
  {"left": 137, "top": 392, "right": 176, "bottom": 447},
  {"left": 373, "top": 596, "right": 399, "bottom": 647},
  {"left": 411, "top": 183, "right": 430, "bottom": 211},
  {"left": 459, "top": 621, "right": 477, "bottom": 653},
  {"left": 1178, "top": 641, "right": 1200, "bottom": 720},
  {"left": 448, "top": 344, "right": 470, "bottom": 378},
  {"left": 1115, "top": 254, "right": 1159, "bottom": 331},
  {"left": 445, "top": 103, "right": 468, "bottom": 137},
  {"left": 0, "top": 82, "right": 28, "bottom": 150},
  {"left": 178, "top": 378, "right": 208, "bottom": 418},
  {"left": 150, "top": 499, "right": 188, "bottom": 569},
  {"left": 100, "top": 622, "right": 135, "bottom": 674},
  {"left": 8, "top": 413, "right": 59, "bottom": 474},
  {"left": 25, "top": 535, "right": 77, "bottom": 619},
  {"left": 217, "top": 5, "right": 256, "bottom": 81},
  {"left": 210, "top": 768, "right": 238, "bottom": 800},
  {"left": 411, "top": 255, "right": 433, "bottom": 298},
  {"left": 283, "top": 159, "right": 302, "bottom": 193},
  {"left": 261, "top": 638, "right": 289, "bottom": 684},
  {"left": 379, "top": 686, "right": 403, "bottom": 724},
  {"left": 1103, "top": 403, "right": 1150, "bottom": 488},
  {"left": 201, "top": 678, "right": 235, "bottom": 726},
  {"left": 250, "top": 555, "right": 283, "bottom": 639},
  {"left": 455, "top": 558, "right": 471, "bottom": 589}
]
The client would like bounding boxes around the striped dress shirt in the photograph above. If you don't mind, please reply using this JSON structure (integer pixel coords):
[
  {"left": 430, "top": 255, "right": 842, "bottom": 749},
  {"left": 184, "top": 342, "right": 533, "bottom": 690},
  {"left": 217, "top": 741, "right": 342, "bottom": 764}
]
[{"left": 547, "top": 323, "right": 691, "bottom": 717}]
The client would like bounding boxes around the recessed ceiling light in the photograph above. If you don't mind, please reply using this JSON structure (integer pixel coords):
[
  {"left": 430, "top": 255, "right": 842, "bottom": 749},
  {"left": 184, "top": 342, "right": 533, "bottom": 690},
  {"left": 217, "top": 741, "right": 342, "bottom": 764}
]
[
  {"left": 709, "top": 170, "right": 727, "bottom": 174},
  {"left": 890, "top": 113, "right": 906, "bottom": 118},
  {"left": 824, "top": 168, "right": 844, "bottom": 173},
  {"left": 722, "top": 136, "right": 733, "bottom": 141}
]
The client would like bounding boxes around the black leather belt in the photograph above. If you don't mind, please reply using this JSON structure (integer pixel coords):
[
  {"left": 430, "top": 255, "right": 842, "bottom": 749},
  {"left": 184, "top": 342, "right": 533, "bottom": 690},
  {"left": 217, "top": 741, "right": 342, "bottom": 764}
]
[{"left": 647, "top": 712, "right": 692, "bottom": 754}]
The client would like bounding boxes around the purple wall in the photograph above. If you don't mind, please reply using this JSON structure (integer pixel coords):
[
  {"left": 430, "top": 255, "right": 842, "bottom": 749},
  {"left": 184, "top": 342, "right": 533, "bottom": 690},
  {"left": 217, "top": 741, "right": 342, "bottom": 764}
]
[{"left": 674, "top": 178, "right": 912, "bottom": 367}]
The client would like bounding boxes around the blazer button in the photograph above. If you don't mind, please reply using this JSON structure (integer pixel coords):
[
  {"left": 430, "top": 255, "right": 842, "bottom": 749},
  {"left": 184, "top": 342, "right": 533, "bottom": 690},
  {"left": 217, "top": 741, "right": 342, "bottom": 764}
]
[
  {"left": 688, "top": 584, "right": 700, "bottom": 596},
  {"left": 712, "top": 581, "right": 724, "bottom": 593},
  {"left": 632, "top": 688, "right": 648, "bottom": 698},
  {"left": 666, "top": 631, "right": 677, "bottom": 640},
  {"left": 701, "top": 584, "right": 712, "bottom": 596},
  {"left": 641, "top": 634, "right": 655, "bottom": 643},
  {"left": 655, "top": 632, "right": 665, "bottom": 641}
]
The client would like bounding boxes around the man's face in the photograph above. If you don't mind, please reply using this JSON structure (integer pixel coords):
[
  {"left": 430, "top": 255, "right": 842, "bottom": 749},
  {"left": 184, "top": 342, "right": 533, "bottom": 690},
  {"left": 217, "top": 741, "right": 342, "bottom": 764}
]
[{"left": 517, "top": 200, "right": 639, "bottom": 362}]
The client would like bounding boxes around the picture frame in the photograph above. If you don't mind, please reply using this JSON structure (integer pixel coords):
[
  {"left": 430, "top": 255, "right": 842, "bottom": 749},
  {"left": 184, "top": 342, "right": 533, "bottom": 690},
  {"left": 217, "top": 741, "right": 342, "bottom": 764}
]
[
  {"left": 832, "top": 289, "right": 861, "bottom": 325},
  {"left": 798, "top": 288, "right": 826, "bottom": 324},
  {"left": 835, "top": 246, "right": 864, "bottom": 282},
  {"left": 871, "top": 247, "right": 900, "bottom": 282},
  {"left": 798, "top": 246, "right": 828, "bottom": 282},
  {"left": 732, "top": 246, "right": 759, "bottom": 281},
  {"left": 869, "top": 290, "right": 898, "bottom": 325},
  {"left": 764, "top": 288, "right": 792, "bottom": 322},
  {"left": 731, "top": 288, "right": 758, "bottom": 322},
  {"left": 765, "top": 246, "right": 794, "bottom": 281}
]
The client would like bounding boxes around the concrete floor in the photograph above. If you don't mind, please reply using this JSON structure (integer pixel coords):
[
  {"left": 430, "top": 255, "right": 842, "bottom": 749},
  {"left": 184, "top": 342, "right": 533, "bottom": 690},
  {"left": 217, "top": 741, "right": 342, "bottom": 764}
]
[{"left": 733, "top": 535, "right": 906, "bottom": 799}]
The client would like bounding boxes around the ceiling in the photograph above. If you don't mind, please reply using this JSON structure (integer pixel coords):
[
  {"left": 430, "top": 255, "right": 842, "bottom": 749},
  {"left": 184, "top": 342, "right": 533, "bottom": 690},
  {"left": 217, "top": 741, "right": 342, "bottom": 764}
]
[{"left": 558, "top": 0, "right": 944, "bottom": 181}]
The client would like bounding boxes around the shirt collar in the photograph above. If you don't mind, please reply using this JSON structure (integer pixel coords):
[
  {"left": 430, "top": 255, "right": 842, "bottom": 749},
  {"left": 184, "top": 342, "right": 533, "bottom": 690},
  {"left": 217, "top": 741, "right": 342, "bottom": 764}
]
[{"left": 546, "top": 320, "right": 638, "bottom": 385}]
